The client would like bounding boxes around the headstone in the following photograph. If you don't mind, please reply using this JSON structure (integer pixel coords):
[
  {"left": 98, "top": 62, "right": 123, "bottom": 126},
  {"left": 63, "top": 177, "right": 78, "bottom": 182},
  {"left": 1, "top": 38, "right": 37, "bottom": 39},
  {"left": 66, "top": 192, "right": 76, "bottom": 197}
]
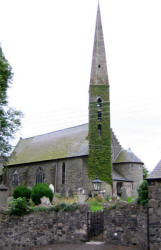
[
  {"left": 121, "top": 186, "right": 128, "bottom": 201},
  {"left": 77, "top": 188, "right": 85, "bottom": 195},
  {"left": 61, "top": 187, "right": 66, "bottom": 197},
  {"left": 68, "top": 188, "right": 73, "bottom": 198},
  {"left": 49, "top": 184, "right": 54, "bottom": 193},
  {"left": 78, "top": 194, "right": 86, "bottom": 204},
  {"left": 0, "top": 184, "right": 8, "bottom": 210},
  {"left": 40, "top": 196, "right": 51, "bottom": 207}
]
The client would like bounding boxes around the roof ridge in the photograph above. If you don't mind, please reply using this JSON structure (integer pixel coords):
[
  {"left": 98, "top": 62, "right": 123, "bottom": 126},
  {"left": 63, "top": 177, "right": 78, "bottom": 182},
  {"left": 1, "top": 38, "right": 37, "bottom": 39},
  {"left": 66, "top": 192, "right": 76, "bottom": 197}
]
[{"left": 22, "top": 123, "right": 88, "bottom": 140}]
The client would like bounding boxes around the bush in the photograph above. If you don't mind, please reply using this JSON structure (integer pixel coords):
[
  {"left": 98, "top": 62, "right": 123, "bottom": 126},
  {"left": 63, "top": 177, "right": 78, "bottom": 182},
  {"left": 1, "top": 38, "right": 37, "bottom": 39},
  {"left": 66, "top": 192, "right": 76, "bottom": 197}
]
[
  {"left": 137, "top": 180, "right": 148, "bottom": 205},
  {"left": 13, "top": 185, "right": 31, "bottom": 201},
  {"left": 126, "top": 197, "right": 135, "bottom": 203},
  {"left": 31, "top": 183, "right": 53, "bottom": 205},
  {"left": 8, "top": 197, "right": 31, "bottom": 216}
]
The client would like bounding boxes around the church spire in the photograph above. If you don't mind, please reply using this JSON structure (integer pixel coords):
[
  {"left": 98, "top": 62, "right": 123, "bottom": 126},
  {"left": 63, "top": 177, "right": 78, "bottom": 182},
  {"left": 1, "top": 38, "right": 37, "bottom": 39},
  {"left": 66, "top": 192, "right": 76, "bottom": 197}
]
[
  {"left": 88, "top": 3, "right": 112, "bottom": 185},
  {"left": 90, "top": 2, "right": 109, "bottom": 85}
]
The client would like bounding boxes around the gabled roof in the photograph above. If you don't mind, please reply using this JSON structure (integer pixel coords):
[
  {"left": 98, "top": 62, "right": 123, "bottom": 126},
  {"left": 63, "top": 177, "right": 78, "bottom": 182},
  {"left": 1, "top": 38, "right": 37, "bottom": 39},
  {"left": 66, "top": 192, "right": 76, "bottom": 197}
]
[
  {"left": 147, "top": 159, "right": 161, "bottom": 180},
  {"left": 114, "top": 149, "right": 143, "bottom": 164},
  {"left": 8, "top": 124, "right": 89, "bottom": 166},
  {"left": 7, "top": 123, "right": 143, "bottom": 167}
]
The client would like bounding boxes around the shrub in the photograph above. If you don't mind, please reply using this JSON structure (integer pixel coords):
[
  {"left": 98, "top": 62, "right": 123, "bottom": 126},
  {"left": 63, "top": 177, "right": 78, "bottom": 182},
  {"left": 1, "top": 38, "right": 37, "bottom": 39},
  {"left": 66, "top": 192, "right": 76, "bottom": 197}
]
[
  {"left": 8, "top": 197, "right": 31, "bottom": 216},
  {"left": 126, "top": 197, "right": 135, "bottom": 203},
  {"left": 13, "top": 185, "right": 31, "bottom": 201},
  {"left": 31, "top": 183, "right": 53, "bottom": 205},
  {"left": 137, "top": 180, "right": 148, "bottom": 205}
]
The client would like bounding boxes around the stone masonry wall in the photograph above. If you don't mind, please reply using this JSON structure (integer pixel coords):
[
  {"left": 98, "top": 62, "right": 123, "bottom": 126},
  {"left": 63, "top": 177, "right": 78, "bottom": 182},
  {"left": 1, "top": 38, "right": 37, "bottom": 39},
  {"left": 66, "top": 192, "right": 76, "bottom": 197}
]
[
  {"left": 103, "top": 203, "right": 147, "bottom": 250},
  {"left": 5, "top": 156, "right": 91, "bottom": 195},
  {"left": 0, "top": 203, "right": 147, "bottom": 250},
  {"left": 148, "top": 180, "right": 161, "bottom": 250},
  {"left": 0, "top": 205, "right": 88, "bottom": 250},
  {"left": 114, "top": 163, "right": 143, "bottom": 197}
]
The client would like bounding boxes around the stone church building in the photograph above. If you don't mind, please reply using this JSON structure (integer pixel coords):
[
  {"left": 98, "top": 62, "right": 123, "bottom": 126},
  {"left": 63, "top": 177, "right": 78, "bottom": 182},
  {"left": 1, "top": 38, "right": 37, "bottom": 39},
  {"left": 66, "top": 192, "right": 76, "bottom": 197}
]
[{"left": 5, "top": 4, "right": 143, "bottom": 197}]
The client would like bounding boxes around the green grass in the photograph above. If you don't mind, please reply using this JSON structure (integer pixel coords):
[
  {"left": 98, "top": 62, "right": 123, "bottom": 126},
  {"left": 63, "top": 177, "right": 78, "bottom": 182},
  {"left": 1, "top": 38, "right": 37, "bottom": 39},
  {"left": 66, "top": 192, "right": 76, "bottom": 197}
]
[{"left": 87, "top": 200, "right": 103, "bottom": 212}]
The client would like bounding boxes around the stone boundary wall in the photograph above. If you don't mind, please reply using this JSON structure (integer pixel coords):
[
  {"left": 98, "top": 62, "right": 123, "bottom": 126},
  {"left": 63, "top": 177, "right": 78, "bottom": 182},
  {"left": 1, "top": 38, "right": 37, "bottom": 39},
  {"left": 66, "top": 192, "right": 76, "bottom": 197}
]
[
  {"left": 148, "top": 180, "right": 161, "bottom": 250},
  {"left": 0, "top": 203, "right": 148, "bottom": 250},
  {"left": 0, "top": 206, "right": 88, "bottom": 250},
  {"left": 103, "top": 203, "right": 147, "bottom": 250}
]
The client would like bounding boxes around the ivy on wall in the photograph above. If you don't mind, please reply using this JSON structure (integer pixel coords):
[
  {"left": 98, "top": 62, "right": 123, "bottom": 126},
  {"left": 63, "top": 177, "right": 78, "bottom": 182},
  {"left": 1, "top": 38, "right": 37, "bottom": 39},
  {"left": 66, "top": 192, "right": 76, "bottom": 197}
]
[{"left": 88, "top": 85, "right": 112, "bottom": 185}]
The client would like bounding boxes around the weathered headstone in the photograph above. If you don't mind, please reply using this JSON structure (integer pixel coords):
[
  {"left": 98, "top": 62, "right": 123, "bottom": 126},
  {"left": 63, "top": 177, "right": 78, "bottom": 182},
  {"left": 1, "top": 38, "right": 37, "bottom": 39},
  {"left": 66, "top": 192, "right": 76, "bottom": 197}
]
[
  {"left": 61, "top": 187, "right": 66, "bottom": 197},
  {"left": 121, "top": 186, "right": 128, "bottom": 201},
  {"left": 77, "top": 188, "right": 85, "bottom": 195},
  {"left": 78, "top": 194, "right": 86, "bottom": 204},
  {"left": 0, "top": 184, "right": 8, "bottom": 210},
  {"left": 40, "top": 196, "right": 51, "bottom": 207},
  {"left": 68, "top": 188, "right": 73, "bottom": 198}
]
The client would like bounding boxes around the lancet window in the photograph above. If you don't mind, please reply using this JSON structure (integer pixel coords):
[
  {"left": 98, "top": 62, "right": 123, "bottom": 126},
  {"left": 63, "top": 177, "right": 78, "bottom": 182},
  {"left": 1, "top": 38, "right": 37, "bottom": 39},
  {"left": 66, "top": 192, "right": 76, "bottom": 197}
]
[
  {"left": 36, "top": 167, "right": 44, "bottom": 184},
  {"left": 12, "top": 170, "right": 19, "bottom": 186}
]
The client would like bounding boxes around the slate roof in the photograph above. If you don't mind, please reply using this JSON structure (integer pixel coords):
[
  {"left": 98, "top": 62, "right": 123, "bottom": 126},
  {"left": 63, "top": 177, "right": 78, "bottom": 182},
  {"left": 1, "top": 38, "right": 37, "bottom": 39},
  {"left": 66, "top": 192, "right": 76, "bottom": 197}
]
[
  {"left": 114, "top": 149, "right": 143, "bottom": 164},
  {"left": 147, "top": 159, "right": 161, "bottom": 179},
  {"left": 7, "top": 123, "right": 143, "bottom": 167},
  {"left": 8, "top": 124, "right": 89, "bottom": 166},
  {"left": 112, "top": 169, "right": 132, "bottom": 182}
]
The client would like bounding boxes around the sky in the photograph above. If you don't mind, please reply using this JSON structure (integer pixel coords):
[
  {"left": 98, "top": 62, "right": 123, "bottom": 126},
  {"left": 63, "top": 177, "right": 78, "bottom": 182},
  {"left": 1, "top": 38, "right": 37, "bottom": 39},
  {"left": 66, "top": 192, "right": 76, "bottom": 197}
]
[{"left": 1, "top": 0, "right": 161, "bottom": 171}]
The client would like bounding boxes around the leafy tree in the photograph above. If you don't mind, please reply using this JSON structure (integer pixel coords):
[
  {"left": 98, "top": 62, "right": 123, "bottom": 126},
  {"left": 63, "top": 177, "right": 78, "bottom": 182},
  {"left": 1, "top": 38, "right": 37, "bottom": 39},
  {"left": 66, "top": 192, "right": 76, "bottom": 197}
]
[
  {"left": 143, "top": 165, "right": 148, "bottom": 179},
  {"left": 0, "top": 45, "right": 22, "bottom": 157},
  {"left": 137, "top": 180, "right": 148, "bottom": 205}
]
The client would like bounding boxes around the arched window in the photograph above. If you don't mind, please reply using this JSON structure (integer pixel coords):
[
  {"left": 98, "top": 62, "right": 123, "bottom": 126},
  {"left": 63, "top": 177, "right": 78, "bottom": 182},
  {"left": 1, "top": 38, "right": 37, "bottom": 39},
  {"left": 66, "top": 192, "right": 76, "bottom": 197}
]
[
  {"left": 97, "top": 98, "right": 102, "bottom": 107},
  {"left": 98, "top": 124, "right": 101, "bottom": 136},
  {"left": 12, "top": 170, "right": 19, "bottom": 186},
  {"left": 97, "top": 111, "right": 102, "bottom": 121},
  {"left": 62, "top": 162, "right": 66, "bottom": 184},
  {"left": 36, "top": 167, "right": 44, "bottom": 184}
]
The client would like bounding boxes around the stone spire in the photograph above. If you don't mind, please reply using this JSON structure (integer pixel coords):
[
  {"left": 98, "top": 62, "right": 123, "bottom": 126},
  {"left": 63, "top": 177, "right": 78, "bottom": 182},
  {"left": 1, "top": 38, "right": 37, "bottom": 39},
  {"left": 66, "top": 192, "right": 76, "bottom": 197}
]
[
  {"left": 90, "top": 2, "right": 109, "bottom": 85},
  {"left": 88, "top": 3, "right": 112, "bottom": 185}
]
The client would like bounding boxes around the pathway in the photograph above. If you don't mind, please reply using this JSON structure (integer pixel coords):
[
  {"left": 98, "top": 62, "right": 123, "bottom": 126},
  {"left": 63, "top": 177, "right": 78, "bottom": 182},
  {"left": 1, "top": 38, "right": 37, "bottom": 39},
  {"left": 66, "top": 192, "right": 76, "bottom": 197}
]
[{"left": 30, "top": 242, "right": 142, "bottom": 250}]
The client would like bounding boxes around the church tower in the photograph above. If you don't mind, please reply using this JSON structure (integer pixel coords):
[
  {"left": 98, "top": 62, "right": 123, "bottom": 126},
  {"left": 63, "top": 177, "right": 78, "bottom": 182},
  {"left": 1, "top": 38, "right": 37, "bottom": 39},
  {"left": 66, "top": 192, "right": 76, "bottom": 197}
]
[{"left": 88, "top": 3, "right": 112, "bottom": 185}]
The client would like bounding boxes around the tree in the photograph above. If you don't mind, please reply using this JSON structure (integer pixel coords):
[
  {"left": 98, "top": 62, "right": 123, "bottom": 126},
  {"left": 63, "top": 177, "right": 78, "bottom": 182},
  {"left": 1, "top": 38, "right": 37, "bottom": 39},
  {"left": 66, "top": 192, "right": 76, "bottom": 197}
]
[
  {"left": 143, "top": 165, "right": 148, "bottom": 179},
  {"left": 0, "top": 45, "right": 22, "bottom": 158},
  {"left": 137, "top": 180, "right": 148, "bottom": 205}
]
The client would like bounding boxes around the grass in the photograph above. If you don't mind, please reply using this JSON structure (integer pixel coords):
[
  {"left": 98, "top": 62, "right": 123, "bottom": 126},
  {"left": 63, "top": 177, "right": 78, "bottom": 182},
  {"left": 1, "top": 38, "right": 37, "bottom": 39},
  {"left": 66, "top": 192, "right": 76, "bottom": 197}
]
[{"left": 87, "top": 197, "right": 104, "bottom": 211}]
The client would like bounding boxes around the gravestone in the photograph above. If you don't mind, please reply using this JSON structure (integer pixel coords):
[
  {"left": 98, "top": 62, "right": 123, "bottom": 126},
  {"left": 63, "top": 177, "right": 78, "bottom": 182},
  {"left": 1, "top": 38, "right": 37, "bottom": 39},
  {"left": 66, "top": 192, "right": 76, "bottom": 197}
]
[
  {"left": 78, "top": 194, "right": 86, "bottom": 204},
  {"left": 40, "top": 196, "right": 51, "bottom": 207},
  {"left": 68, "top": 188, "right": 73, "bottom": 198},
  {"left": 0, "top": 184, "right": 8, "bottom": 210},
  {"left": 61, "top": 187, "right": 66, "bottom": 197},
  {"left": 121, "top": 186, "right": 128, "bottom": 201}
]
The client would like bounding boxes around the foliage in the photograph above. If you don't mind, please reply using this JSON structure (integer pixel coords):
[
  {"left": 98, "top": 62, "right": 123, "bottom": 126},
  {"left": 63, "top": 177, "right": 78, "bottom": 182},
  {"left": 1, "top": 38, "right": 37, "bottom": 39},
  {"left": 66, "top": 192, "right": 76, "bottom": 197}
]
[
  {"left": 137, "top": 180, "right": 148, "bottom": 205},
  {"left": 87, "top": 197, "right": 104, "bottom": 211},
  {"left": 8, "top": 197, "right": 31, "bottom": 216},
  {"left": 53, "top": 202, "right": 78, "bottom": 212},
  {"left": 109, "top": 204, "right": 117, "bottom": 210},
  {"left": 88, "top": 85, "right": 112, "bottom": 184},
  {"left": 33, "top": 203, "right": 78, "bottom": 213},
  {"left": 31, "top": 183, "right": 54, "bottom": 205},
  {"left": 143, "top": 166, "right": 149, "bottom": 179},
  {"left": 0, "top": 45, "right": 22, "bottom": 157},
  {"left": 126, "top": 197, "right": 135, "bottom": 203},
  {"left": 13, "top": 185, "right": 31, "bottom": 201}
]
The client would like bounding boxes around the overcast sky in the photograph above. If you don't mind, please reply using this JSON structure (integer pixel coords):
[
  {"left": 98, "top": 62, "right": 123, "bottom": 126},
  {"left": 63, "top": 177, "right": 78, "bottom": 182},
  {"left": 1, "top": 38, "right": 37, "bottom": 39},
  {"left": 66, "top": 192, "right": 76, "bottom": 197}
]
[{"left": 1, "top": 0, "right": 161, "bottom": 171}]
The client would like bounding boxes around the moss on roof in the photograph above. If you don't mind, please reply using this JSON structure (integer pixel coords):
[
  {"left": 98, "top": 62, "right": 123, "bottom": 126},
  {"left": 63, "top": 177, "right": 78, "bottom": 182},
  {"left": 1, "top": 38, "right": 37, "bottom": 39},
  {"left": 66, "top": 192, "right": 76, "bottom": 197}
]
[
  {"left": 114, "top": 149, "right": 143, "bottom": 164},
  {"left": 8, "top": 124, "right": 89, "bottom": 166},
  {"left": 7, "top": 124, "right": 143, "bottom": 167}
]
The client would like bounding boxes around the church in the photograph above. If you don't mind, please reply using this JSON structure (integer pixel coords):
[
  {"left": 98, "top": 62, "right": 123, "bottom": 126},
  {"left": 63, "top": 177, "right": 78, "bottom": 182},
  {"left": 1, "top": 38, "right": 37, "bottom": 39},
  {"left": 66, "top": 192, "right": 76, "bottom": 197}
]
[{"left": 5, "top": 4, "right": 143, "bottom": 198}]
